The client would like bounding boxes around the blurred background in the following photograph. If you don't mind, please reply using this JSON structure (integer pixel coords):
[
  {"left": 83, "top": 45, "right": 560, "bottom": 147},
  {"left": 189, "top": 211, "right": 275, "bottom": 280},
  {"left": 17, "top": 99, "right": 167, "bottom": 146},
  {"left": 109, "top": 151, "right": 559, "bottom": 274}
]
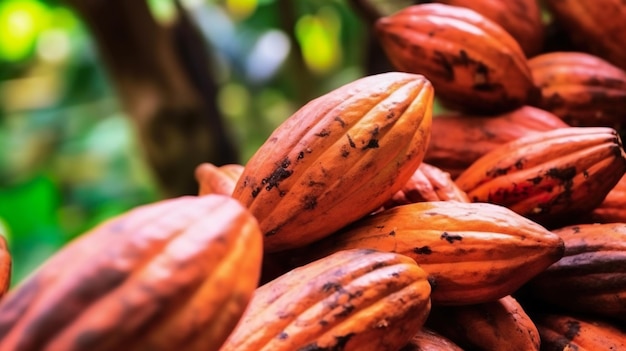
[{"left": 0, "top": 0, "right": 399, "bottom": 285}]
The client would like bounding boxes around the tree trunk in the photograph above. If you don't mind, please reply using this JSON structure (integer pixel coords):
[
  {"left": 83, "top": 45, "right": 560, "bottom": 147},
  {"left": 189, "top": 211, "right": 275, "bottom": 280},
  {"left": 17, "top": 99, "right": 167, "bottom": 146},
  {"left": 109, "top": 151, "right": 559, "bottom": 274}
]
[{"left": 64, "top": 0, "right": 239, "bottom": 198}]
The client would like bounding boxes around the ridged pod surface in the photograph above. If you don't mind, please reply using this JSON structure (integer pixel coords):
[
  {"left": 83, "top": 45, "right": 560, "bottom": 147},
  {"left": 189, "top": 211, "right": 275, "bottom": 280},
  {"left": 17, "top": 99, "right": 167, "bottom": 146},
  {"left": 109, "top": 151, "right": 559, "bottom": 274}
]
[
  {"left": 383, "top": 162, "right": 469, "bottom": 209},
  {"left": 425, "top": 105, "right": 568, "bottom": 178},
  {"left": 544, "top": 0, "right": 626, "bottom": 70},
  {"left": 434, "top": 0, "right": 544, "bottom": 57},
  {"left": 0, "top": 236, "right": 10, "bottom": 298},
  {"left": 525, "top": 223, "right": 626, "bottom": 322},
  {"left": 399, "top": 328, "right": 463, "bottom": 351},
  {"left": 219, "top": 249, "right": 432, "bottom": 351},
  {"left": 284, "top": 201, "right": 564, "bottom": 305},
  {"left": 455, "top": 127, "right": 626, "bottom": 227},
  {"left": 426, "top": 295, "right": 540, "bottom": 351},
  {"left": 587, "top": 174, "right": 626, "bottom": 223},
  {"left": 233, "top": 72, "right": 433, "bottom": 253},
  {"left": 0, "top": 195, "right": 263, "bottom": 351},
  {"left": 528, "top": 51, "right": 626, "bottom": 129},
  {"left": 375, "top": 3, "right": 538, "bottom": 114},
  {"left": 195, "top": 163, "right": 244, "bottom": 196},
  {"left": 533, "top": 313, "right": 626, "bottom": 351}
]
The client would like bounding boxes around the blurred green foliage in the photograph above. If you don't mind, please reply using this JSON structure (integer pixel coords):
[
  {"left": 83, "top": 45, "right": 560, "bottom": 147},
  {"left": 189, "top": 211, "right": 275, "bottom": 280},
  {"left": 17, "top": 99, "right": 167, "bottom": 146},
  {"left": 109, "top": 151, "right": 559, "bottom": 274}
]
[{"left": 0, "top": 0, "right": 368, "bottom": 285}]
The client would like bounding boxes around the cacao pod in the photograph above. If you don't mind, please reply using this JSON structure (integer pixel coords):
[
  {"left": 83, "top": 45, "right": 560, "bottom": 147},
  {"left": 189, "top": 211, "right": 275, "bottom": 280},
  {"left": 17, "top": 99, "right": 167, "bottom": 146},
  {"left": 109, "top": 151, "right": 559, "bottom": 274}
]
[
  {"left": 233, "top": 72, "right": 433, "bottom": 253},
  {"left": 425, "top": 105, "right": 568, "bottom": 178},
  {"left": 195, "top": 163, "right": 244, "bottom": 196},
  {"left": 426, "top": 295, "right": 540, "bottom": 351},
  {"left": 544, "top": 0, "right": 626, "bottom": 70},
  {"left": 525, "top": 222, "right": 626, "bottom": 322},
  {"left": 383, "top": 162, "right": 469, "bottom": 209},
  {"left": 375, "top": 3, "right": 538, "bottom": 114},
  {"left": 220, "top": 249, "right": 432, "bottom": 351},
  {"left": 533, "top": 312, "right": 626, "bottom": 351},
  {"left": 0, "top": 195, "right": 263, "bottom": 351},
  {"left": 455, "top": 127, "right": 626, "bottom": 227},
  {"left": 528, "top": 51, "right": 626, "bottom": 130},
  {"left": 434, "top": 0, "right": 544, "bottom": 57},
  {"left": 399, "top": 328, "right": 463, "bottom": 351},
  {"left": 283, "top": 201, "right": 564, "bottom": 305}
]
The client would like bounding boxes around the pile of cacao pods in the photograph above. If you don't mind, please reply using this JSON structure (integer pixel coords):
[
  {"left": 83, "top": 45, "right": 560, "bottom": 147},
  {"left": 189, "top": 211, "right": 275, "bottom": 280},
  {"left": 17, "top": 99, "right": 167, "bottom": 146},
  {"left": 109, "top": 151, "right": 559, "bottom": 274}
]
[{"left": 0, "top": 0, "right": 625, "bottom": 350}]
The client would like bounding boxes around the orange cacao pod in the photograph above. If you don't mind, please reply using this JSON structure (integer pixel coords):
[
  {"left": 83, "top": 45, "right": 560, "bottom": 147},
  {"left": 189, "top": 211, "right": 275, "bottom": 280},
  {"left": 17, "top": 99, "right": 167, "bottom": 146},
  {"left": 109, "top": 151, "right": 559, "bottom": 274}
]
[
  {"left": 528, "top": 51, "right": 626, "bottom": 129},
  {"left": 400, "top": 328, "right": 463, "bottom": 351},
  {"left": 375, "top": 3, "right": 538, "bottom": 114},
  {"left": 425, "top": 105, "right": 568, "bottom": 178},
  {"left": 0, "top": 195, "right": 263, "bottom": 351},
  {"left": 525, "top": 223, "right": 626, "bottom": 322},
  {"left": 220, "top": 249, "right": 432, "bottom": 351},
  {"left": 427, "top": 295, "right": 540, "bottom": 351},
  {"left": 544, "top": 0, "right": 626, "bottom": 70},
  {"left": 195, "top": 162, "right": 244, "bottom": 196},
  {"left": 455, "top": 127, "right": 626, "bottom": 227},
  {"left": 233, "top": 72, "right": 433, "bottom": 253},
  {"left": 533, "top": 313, "right": 626, "bottom": 351},
  {"left": 284, "top": 201, "right": 564, "bottom": 305},
  {"left": 434, "top": 0, "right": 544, "bottom": 57},
  {"left": 0, "top": 236, "right": 10, "bottom": 298},
  {"left": 383, "top": 162, "right": 469, "bottom": 208}
]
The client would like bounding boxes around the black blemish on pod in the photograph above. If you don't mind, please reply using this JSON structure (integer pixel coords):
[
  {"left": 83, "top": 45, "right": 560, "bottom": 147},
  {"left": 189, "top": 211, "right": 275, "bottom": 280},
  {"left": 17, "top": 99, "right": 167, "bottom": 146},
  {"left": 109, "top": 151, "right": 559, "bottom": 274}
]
[
  {"left": 346, "top": 134, "right": 356, "bottom": 148},
  {"left": 413, "top": 246, "right": 433, "bottom": 255},
  {"left": 441, "top": 232, "right": 462, "bottom": 243},
  {"left": 362, "top": 139, "right": 379, "bottom": 150},
  {"left": 315, "top": 129, "right": 331, "bottom": 137},
  {"left": 262, "top": 157, "right": 293, "bottom": 191}
]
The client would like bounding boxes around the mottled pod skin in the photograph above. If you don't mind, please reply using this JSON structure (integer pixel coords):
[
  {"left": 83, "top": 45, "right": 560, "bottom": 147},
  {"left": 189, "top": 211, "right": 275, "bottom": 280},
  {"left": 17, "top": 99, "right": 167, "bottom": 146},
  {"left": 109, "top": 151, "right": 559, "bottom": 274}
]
[
  {"left": 220, "top": 249, "right": 432, "bottom": 351},
  {"left": 427, "top": 295, "right": 540, "bottom": 351},
  {"left": 526, "top": 223, "right": 626, "bottom": 322},
  {"left": 383, "top": 162, "right": 470, "bottom": 209},
  {"left": 533, "top": 313, "right": 626, "bottom": 351},
  {"left": 399, "top": 328, "right": 463, "bottom": 351},
  {"left": 455, "top": 127, "right": 626, "bottom": 227},
  {"left": 528, "top": 51, "right": 626, "bottom": 130},
  {"left": 545, "top": 0, "right": 626, "bottom": 70},
  {"left": 195, "top": 163, "right": 244, "bottom": 196},
  {"left": 233, "top": 72, "right": 433, "bottom": 253},
  {"left": 375, "top": 3, "right": 538, "bottom": 114},
  {"left": 284, "top": 201, "right": 564, "bottom": 305},
  {"left": 434, "top": 0, "right": 544, "bottom": 57},
  {"left": 0, "top": 236, "right": 11, "bottom": 298},
  {"left": 0, "top": 195, "right": 263, "bottom": 351},
  {"left": 425, "top": 105, "right": 569, "bottom": 178}
]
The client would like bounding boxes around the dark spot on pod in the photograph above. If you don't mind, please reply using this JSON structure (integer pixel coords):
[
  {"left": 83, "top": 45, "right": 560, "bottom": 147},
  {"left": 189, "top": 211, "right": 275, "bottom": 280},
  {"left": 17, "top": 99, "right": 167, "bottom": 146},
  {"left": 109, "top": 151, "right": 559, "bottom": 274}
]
[
  {"left": 262, "top": 157, "right": 293, "bottom": 191},
  {"left": 527, "top": 176, "right": 543, "bottom": 185},
  {"left": 458, "top": 49, "right": 470, "bottom": 65},
  {"left": 441, "top": 232, "right": 462, "bottom": 243},
  {"left": 433, "top": 50, "right": 455, "bottom": 81},
  {"left": 362, "top": 139, "right": 379, "bottom": 150},
  {"left": 298, "top": 151, "right": 304, "bottom": 160},
  {"left": 334, "top": 116, "right": 346, "bottom": 128},
  {"left": 315, "top": 129, "right": 331, "bottom": 137},
  {"left": 376, "top": 225, "right": 385, "bottom": 229},
  {"left": 279, "top": 190, "right": 287, "bottom": 197},
  {"left": 303, "top": 194, "right": 317, "bottom": 210},
  {"left": 582, "top": 170, "right": 589, "bottom": 179},
  {"left": 563, "top": 320, "right": 581, "bottom": 341},
  {"left": 370, "top": 126, "right": 380, "bottom": 137},
  {"left": 319, "top": 320, "right": 329, "bottom": 326},
  {"left": 388, "top": 230, "right": 395, "bottom": 236},
  {"left": 347, "top": 134, "right": 356, "bottom": 148},
  {"left": 334, "top": 303, "right": 355, "bottom": 318},
  {"left": 487, "top": 166, "right": 511, "bottom": 177},
  {"left": 413, "top": 246, "right": 432, "bottom": 255},
  {"left": 251, "top": 187, "right": 261, "bottom": 198},
  {"left": 297, "top": 333, "right": 355, "bottom": 351},
  {"left": 322, "top": 282, "right": 343, "bottom": 293},
  {"left": 545, "top": 166, "right": 576, "bottom": 182},
  {"left": 571, "top": 226, "right": 581, "bottom": 234},
  {"left": 340, "top": 146, "right": 350, "bottom": 158},
  {"left": 391, "top": 272, "right": 400, "bottom": 277},
  {"left": 372, "top": 261, "right": 388, "bottom": 270},
  {"left": 386, "top": 111, "right": 396, "bottom": 119},
  {"left": 265, "top": 225, "right": 281, "bottom": 237},
  {"left": 515, "top": 158, "right": 525, "bottom": 169},
  {"left": 278, "top": 332, "right": 289, "bottom": 340}
]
